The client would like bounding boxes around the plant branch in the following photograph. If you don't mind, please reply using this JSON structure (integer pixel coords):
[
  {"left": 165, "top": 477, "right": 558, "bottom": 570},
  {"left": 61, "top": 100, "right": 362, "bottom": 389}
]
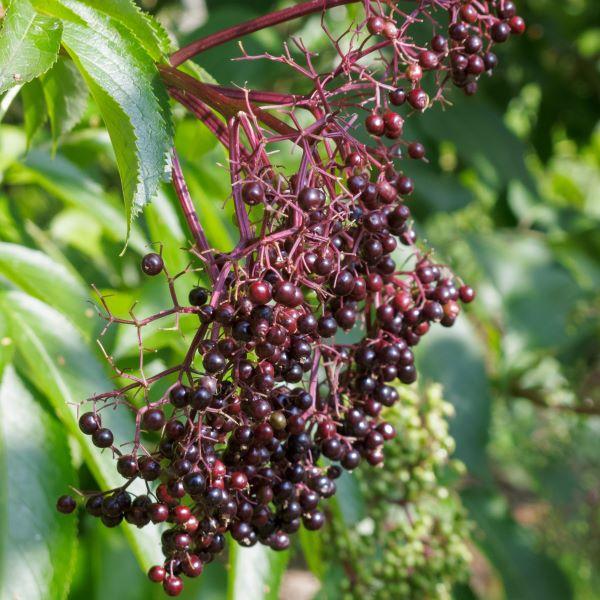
[
  {"left": 159, "top": 65, "right": 298, "bottom": 137},
  {"left": 170, "top": 0, "right": 360, "bottom": 66},
  {"left": 171, "top": 151, "right": 219, "bottom": 282}
]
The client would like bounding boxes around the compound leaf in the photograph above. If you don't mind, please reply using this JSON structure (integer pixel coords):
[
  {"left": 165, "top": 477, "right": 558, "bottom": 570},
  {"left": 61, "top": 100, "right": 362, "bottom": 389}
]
[{"left": 0, "top": 0, "right": 62, "bottom": 94}]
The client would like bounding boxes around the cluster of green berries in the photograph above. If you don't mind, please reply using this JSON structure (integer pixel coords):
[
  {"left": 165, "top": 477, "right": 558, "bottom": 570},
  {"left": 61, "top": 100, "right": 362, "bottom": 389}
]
[{"left": 322, "top": 385, "right": 471, "bottom": 600}]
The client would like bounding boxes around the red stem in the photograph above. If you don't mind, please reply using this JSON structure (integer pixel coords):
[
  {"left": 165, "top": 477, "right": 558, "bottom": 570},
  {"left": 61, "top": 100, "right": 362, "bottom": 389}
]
[
  {"left": 171, "top": 151, "right": 219, "bottom": 282},
  {"left": 170, "top": 0, "right": 360, "bottom": 66},
  {"left": 159, "top": 65, "right": 298, "bottom": 137}
]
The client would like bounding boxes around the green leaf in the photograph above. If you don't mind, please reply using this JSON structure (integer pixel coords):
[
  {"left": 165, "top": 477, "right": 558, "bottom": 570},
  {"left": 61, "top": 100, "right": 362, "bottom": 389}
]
[
  {"left": 144, "top": 187, "right": 189, "bottom": 275},
  {"left": 0, "top": 242, "right": 93, "bottom": 337},
  {"left": 0, "top": 0, "right": 62, "bottom": 93},
  {"left": 9, "top": 147, "right": 147, "bottom": 252},
  {"left": 468, "top": 233, "right": 581, "bottom": 354},
  {"left": 464, "top": 488, "right": 573, "bottom": 600},
  {"left": 77, "top": 0, "right": 172, "bottom": 60},
  {"left": 299, "top": 528, "right": 326, "bottom": 579},
  {"left": 416, "top": 317, "right": 492, "bottom": 481},
  {"left": 32, "top": 0, "right": 173, "bottom": 233},
  {"left": 41, "top": 56, "right": 88, "bottom": 150},
  {"left": 0, "top": 291, "right": 163, "bottom": 571},
  {"left": 20, "top": 77, "right": 47, "bottom": 147},
  {"left": 416, "top": 100, "right": 534, "bottom": 191},
  {"left": 0, "top": 364, "right": 78, "bottom": 600},
  {"left": 227, "top": 543, "right": 289, "bottom": 600}
]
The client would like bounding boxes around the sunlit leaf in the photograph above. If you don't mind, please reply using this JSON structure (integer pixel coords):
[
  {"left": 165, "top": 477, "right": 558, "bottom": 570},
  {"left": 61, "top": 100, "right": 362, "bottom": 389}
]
[
  {"left": 0, "top": 364, "right": 78, "bottom": 600},
  {"left": 0, "top": 0, "right": 62, "bottom": 93}
]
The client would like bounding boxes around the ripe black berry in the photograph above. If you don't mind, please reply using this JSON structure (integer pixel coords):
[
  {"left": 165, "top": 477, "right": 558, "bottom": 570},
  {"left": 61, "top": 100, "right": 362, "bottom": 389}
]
[
  {"left": 142, "top": 408, "right": 165, "bottom": 431},
  {"left": 92, "top": 428, "right": 113, "bottom": 448},
  {"left": 79, "top": 412, "right": 100, "bottom": 435},
  {"left": 189, "top": 286, "right": 209, "bottom": 306},
  {"left": 56, "top": 494, "right": 76, "bottom": 514},
  {"left": 141, "top": 253, "right": 163, "bottom": 276}
]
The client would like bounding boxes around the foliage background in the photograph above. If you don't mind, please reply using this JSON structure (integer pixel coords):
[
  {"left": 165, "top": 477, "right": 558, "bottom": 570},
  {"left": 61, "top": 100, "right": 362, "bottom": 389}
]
[{"left": 0, "top": 0, "right": 598, "bottom": 598}]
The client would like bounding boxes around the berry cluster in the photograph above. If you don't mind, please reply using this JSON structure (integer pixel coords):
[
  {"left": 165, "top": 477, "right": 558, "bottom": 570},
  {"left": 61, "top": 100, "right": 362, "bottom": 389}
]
[
  {"left": 57, "top": 0, "right": 522, "bottom": 595},
  {"left": 323, "top": 385, "right": 471, "bottom": 599}
]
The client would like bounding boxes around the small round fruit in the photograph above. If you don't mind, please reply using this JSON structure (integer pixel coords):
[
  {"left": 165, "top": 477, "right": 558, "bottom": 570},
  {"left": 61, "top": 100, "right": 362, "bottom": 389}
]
[
  {"left": 56, "top": 495, "right": 76, "bottom": 514},
  {"left": 248, "top": 280, "right": 272, "bottom": 305},
  {"left": 389, "top": 88, "right": 406, "bottom": 106},
  {"left": 407, "top": 88, "right": 428, "bottom": 110},
  {"left": 188, "top": 287, "right": 209, "bottom": 306},
  {"left": 141, "top": 253, "right": 163, "bottom": 276},
  {"left": 163, "top": 575, "right": 183, "bottom": 597},
  {"left": 365, "top": 113, "right": 385, "bottom": 136},
  {"left": 148, "top": 566, "right": 165, "bottom": 583},
  {"left": 92, "top": 428, "right": 114, "bottom": 448}
]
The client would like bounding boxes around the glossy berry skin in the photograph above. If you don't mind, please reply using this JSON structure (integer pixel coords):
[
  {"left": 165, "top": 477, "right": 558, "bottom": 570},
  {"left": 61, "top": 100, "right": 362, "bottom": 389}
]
[
  {"left": 498, "top": 1, "right": 517, "bottom": 19},
  {"left": 92, "top": 428, "right": 113, "bottom": 448},
  {"left": 407, "top": 89, "right": 428, "bottom": 110},
  {"left": 117, "top": 455, "right": 138, "bottom": 478},
  {"left": 141, "top": 253, "right": 163, "bottom": 276},
  {"left": 389, "top": 88, "right": 406, "bottom": 106},
  {"left": 483, "top": 52, "right": 499, "bottom": 71},
  {"left": 142, "top": 408, "right": 165, "bottom": 431},
  {"left": 56, "top": 495, "right": 76, "bottom": 514},
  {"left": 449, "top": 23, "right": 468, "bottom": 41},
  {"left": 78, "top": 412, "right": 100, "bottom": 435},
  {"left": 163, "top": 575, "right": 183, "bottom": 597},
  {"left": 491, "top": 21, "right": 511, "bottom": 43},
  {"left": 430, "top": 34, "right": 447, "bottom": 53},
  {"left": 459, "top": 285, "right": 476, "bottom": 303},
  {"left": 169, "top": 385, "right": 189, "bottom": 408},
  {"left": 365, "top": 114, "right": 385, "bottom": 136},
  {"left": 248, "top": 280, "right": 272, "bottom": 304},
  {"left": 408, "top": 142, "right": 425, "bottom": 159},
  {"left": 273, "top": 281, "right": 302, "bottom": 307},
  {"left": 509, "top": 15, "right": 526, "bottom": 35},
  {"left": 383, "top": 112, "right": 403, "bottom": 138},
  {"left": 419, "top": 50, "right": 438, "bottom": 70},
  {"left": 367, "top": 15, "right": 385, "bottom": 35},
  {"left": 460, "top": 3, "right": 478, "bottom": 23},
  {"left": 148, "top": 566, "right": 165, "bottom": 583},
  {"left": 464, "top": 35, "right": 483, "bottom": 54},
  {"left": 203, "top": 350, "right": 226, "bottom": 373},
  {"left": 242, "top": 182, "right": 265, "bottom": 205},
  {"left": 189, "top": 287, "right": 209, "bottom": 306}
]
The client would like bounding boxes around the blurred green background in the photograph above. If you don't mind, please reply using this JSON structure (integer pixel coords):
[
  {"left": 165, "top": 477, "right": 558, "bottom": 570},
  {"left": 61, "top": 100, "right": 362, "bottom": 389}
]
[{"left": 0, "top": 0, "right": 598, "bottom": 598}]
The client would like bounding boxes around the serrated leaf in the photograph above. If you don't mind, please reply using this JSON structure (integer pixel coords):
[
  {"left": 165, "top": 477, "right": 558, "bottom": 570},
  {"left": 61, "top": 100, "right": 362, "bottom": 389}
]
[
  {"left": 0, "top": 291, "right": 163, "bottom": 571},
  {"left": 0, "top": 242, "right": 93, "bottom": 337},
  {"left": 41, "top": 56, "right": 88, "bottom": 151},
  {"left": 77, "top": 0, "right": 172, "bottom": 60},
  {"left": 227, "top": 543, "right": 289, "bottom": 600},
  {"left": 20, "top": 77, "right": 47, "bottom": 147},
  {"left": 0, "top": 0, "right": 62, "bottom": 93},
  {"left": 33, "top": 0, "right": 173, "bottom": 233},
  {"left": 0, "top": 364, "right": 78, "bottom": 600}
]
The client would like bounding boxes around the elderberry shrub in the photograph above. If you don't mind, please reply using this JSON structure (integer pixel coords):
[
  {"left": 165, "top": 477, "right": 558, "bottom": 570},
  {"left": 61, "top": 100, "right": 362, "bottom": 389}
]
[{"left": 56, "top": 0, "right": 522, "bottom": 594}]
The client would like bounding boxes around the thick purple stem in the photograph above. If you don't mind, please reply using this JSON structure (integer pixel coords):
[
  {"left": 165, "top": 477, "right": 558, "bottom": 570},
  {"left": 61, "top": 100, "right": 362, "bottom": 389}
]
[{"left": 170, "top": 0, "right": 360, "bottom": 66}]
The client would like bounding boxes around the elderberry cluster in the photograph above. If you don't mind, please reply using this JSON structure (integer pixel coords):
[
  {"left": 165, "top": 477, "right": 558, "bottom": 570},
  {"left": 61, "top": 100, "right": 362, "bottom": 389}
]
[
  {"left": 323, "top": 386, "right": 471, "bottom": 600},
  {"left": 55, "top": 0, "right": 523, "bottom": 595}
]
